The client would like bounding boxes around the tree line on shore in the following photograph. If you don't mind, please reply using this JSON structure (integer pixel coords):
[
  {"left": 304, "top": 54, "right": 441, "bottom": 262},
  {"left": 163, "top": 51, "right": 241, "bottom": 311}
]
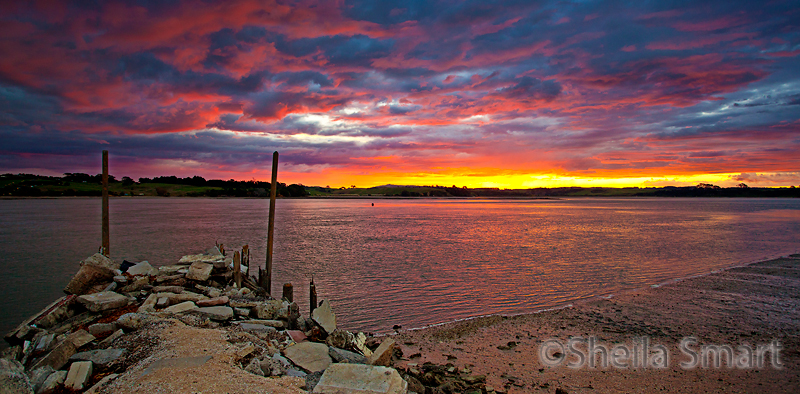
[{"left": 0, "top": 173, "right": 309, "bottom": 197}]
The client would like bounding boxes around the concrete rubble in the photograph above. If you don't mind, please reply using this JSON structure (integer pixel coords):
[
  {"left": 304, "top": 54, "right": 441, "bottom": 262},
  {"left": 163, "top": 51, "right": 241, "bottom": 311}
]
[{"left": 1, "top": 246, "right": 476, "bottom": 394}]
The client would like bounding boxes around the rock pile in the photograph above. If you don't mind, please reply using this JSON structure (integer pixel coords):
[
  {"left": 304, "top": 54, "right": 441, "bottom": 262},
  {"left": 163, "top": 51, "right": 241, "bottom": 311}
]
[{"left": 2, "top": 247, "right": 456, "bottom": 394}]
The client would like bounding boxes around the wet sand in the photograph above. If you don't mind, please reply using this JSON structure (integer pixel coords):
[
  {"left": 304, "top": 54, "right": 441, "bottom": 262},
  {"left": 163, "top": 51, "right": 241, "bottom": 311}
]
[{"left": 395, "top": 254, "right": 800, "bottom": 393}]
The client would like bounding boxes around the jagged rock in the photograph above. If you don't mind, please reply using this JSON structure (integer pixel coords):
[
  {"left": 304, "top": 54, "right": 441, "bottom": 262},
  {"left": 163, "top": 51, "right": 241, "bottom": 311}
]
[
  {"left": 38, "top": 370, "right": 66, "bottom": 394},
  {"left": 70, "top": 349, "right": 126, "bottom": 367},
  {"left": 283, "top": 342, "right": 332, "bottom": 373},
  {"left": 196, "top": 296, "right": 229, "bottom": 307},
  {"left": 66, "top": 330, "right": 95, "bottom": 348},
  {"left": 28, "top": 366, "right": 54, "bottom": 393},
  {"left": 76, "top": 291, "right": 129, "bottom": 313},
  {"left": 125, "top": 261, "right": 158, "bottom": 276},
  {"left": 193, "top": 306, "right": 233, "bottom": 321},
  {"left": 31, "top": 339, "right": 76, "bottom": 370},
  {"left": 244, "top": 358, "right": 264, "bottom": 376},
  {"left": 87, "top": 323, "right": 116, "bottom": 338},
  {"left": 233, "top": 307, "right": 250, "bottom": 317},
  {"left": 0, "top": 359, "right": 34, "bottom": 394},
  {"left": 163, "top": 301, "right": 197, "bottom": 314},
  {"left": 151, "top": 286, "right": 183, "bottom": 294},
  {"left": 367, "top": 338, "right": 395, "bottom": 366},
  {"left": 63, "top": 254, "right": 119, "bottom": 295},
  {"left": 64, "top": 361, "right": 93, "bottom": 391},
  {"left": 312, "top": 363, "right": 408, "bottom": 394},
  {"left": 329, "top": 347, "right": 367, "bottom": 364},
  {"left": 185, "top": 262, "right": 213, "bottom": 281},
  {"left": 312, "top": 300, "right": 336, "bottom": 334},
  {"left": 326, "top": 329, "right": 355, "bottom": 349}
]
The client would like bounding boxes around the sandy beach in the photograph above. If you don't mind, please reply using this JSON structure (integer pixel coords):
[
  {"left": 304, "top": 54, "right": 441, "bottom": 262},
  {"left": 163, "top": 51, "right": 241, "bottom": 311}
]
[{"left": 394, "top": 254, "right": 800, "bottom": 393}]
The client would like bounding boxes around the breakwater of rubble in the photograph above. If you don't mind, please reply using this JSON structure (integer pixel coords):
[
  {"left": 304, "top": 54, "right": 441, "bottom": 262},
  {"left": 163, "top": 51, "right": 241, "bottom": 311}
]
[{"left": 2, "top": 249, "right": 493, "bottom": 394}]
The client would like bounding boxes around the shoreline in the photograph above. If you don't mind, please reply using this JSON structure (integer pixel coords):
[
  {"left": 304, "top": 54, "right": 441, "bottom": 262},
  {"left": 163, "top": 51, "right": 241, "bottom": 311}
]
[{"left": 394, "top": 253, "right": 800, "bottom": 393}]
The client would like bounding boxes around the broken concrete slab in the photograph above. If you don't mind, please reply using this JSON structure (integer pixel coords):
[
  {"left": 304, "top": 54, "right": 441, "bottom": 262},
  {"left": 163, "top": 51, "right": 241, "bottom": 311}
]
[
  {"left": 157, "top": 265, "right": 186, "bottom": 275},
  {"left": 366, "top": 338, "right": 395, "bottom": 367},
  {"left": 163, "top": 301, "right": 197, "bottom": 314},
  {"left": 312, "top": 363, "right": 408, "bottom": 394},
  {"left": 329, "top": 347, "right": 367, "bottom": 364},
  {"left": 178, "top": 254, "right": 223, "bottom": 265},
  {"left": 66, "top": 329, "right": 95, "bottom": 349},
  {"left": 125, "top": 261, "right": 158, "bottom": 276},
  {"left": 238, "top": 323, "right": 277, "bottom": 335},
  {"left": 30, "top": 338, "right": 76, "bottom": 371},
  {"left": 76, "top": 291, "right": 129, "bottom": 313},
  {"left": 63, "top": 253, "right": 119, "bottom": 295},
  {"left": 64, "top": 360, "right": 93, "bottom": 391},
  {"left": 28, "top": 365, "right": 54, "bottom": 393},
  {"left": 118, "top": 276, "right": 149, "bottom": 293},
  {"left": 97, "top": 329, "right": 124, "bottom": 349},
  {"left": 312, "top": 300, "right": 336, "bottom": 334},
  {"left": 193, "top": 306, "right": 233, "bottom": 321},
  {"left": 185, "top": 261, "right": 213, "bottom": 281},
  {"left": 150, "top": 286, "right": 183, "bottom": 294},
  {"left": 70, "top": 348, "right": 127, "bottom": 368},
  {"left": 234, "top": 319, "right": 285, "bottom": 328},
  {"left": 283, "top": 342, "right": 331, "bottom": 373},
  {"left": 87, "top": 323, "right": 116, "bottom": 338},
  {"left": 137, "top": 294, "right": 158, "bottom": 313},
  {"left": 196, "top": 296, "right": 228, "bottom": 307}
]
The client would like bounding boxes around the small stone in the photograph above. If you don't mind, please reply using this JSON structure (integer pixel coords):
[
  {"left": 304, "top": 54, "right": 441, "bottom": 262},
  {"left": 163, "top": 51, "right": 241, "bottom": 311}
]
[
  {"left": 354, "top": 332, "right": 372, "bottom": 357},
  {"left": 112, "top": 276, "right": 127, "bottom": 284},
  {"left": 287, "top": 330, "right": 307, "bottom": 343},
  {"left": 463, "top": 375, "right": 486, "bottom": 385},
  {"left": 326, "top": 329, "right": 355, "bottom": 349},
  {"left": 283, "top": 342, "right": 332, "bottom": 373},
  {"left": 76, "top": 291, "right": 129, "bottom": 313},
  {"left": 158, "top": 265, "right": 187, "bottom": 275},
  {"left": 163, "top": 301, "right": 197, "bottom": 314},
  {"left": 70, "top": 348, "right": 126, "bottom": 367},
  {"left": 236, "top": 319, "right": 285, "bottom": 328},
  {"left": 193, "top": 306, "right": 233, "bottom": 321},
  {"left": 196, "top": 296, "right": 229, "bottom": 307},
  {"left": 305, "top": 370, "right": 324, "bottom": 392},
  {"left": 259, "top": 357, "right": 285, "bottom": 377},
  {"left": 0, "top": 359, "right": 34, "bottom": 394},
  {"left": 185, "top": 262, "right": 213, "bottom": 281},
  {"left": 138, "top": 294, "right": 159, "bottom": 313},
  {"left": 33, "top": 334, "right": 55, "bottom": 353},
  {"left": 87, "top": 323, "right": 116, "bottom": 338},
  {"left": 313, "top": 363, "right": 408, "bottom": 394},
  {"left": 286, "top": 369, "right": 307, "bottom": 378},
  {"left": 126, "top": 261, "right": 158, "bottom": 276},
  {"left": 366, "top": 338, "right": 395, "bottom": 366},
  {"left": 118, "top": 276, "right": 149, "bottom": 293},
  {"left": 253, "top": 300, "right": 284, "bottom": 320},
  {"left": 233, "top": 307, "right": 251, "bottom": 317},
  {"left": 239, "top": 323, "right": 277, "bottom": 335},
  {"left": 64, "top": 361, "right": 93, "bottom": 391},
  {"left": 311, "top": 300, "right": 336, "bottom": 334},
  {"left": 234, "top": 344, "right": 255, "bottom": 360}
]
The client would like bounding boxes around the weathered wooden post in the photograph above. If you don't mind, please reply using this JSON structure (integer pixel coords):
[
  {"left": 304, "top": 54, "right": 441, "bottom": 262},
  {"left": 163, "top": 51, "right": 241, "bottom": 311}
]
[
  {"left": 282, "top": 283, "right": 293, "bottom": 302},
  {"left": 260, "top": 151, "right": 279, "bottom": 295},
  {"left": 242, "top": 245, "right": 250, "bottom": 276},
  {"left": 233, "top": 251, "right": 242, "bottom": 289},
  {"left": 101, "top": 150, "right": 110, "bottom": 257},
  {"left": 309, "top": 277, "right": 317, "bottom": 315}
]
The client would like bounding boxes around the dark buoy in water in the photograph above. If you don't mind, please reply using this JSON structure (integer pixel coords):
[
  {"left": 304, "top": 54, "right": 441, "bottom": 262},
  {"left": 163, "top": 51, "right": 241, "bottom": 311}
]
[{"left": 371, "top": 203, "right": 374, "bottom": 206}]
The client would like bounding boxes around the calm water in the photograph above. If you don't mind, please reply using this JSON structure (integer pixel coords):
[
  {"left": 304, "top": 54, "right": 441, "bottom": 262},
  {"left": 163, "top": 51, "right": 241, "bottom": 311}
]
[{"left": 2, "top": 197, "right": 799, "bottom": 337}]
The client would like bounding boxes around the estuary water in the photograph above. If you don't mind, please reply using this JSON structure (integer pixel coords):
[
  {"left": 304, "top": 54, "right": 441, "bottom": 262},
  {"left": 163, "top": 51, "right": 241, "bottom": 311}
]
[{"left": 1, "top": 197, "right": 799, "bottom": 337}]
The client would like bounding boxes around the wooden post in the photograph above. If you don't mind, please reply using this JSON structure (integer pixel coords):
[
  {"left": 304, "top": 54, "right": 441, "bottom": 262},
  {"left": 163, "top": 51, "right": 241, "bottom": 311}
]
[
  {"left": 242, "top": 245, "right": 249, "bottom": 276},
  {"left": 101, "top": 150, "right": 109, "bottom": 257},
  {"left": 261, "top": 151, "right": 279, "bottom": 295},
  {"left": 282, "top": 283, "right": 293, "bottom": 302},
  {"left": 309, "top": 277, "right": 317, "bottom": 316},
  {"left": 233, "top": 251, "right": 241, "bottom": 289}
]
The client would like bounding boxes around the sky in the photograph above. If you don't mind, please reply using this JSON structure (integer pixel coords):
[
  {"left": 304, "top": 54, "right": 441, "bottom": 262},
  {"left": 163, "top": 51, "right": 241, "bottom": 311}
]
[{"left": 1, "top": 0, "right": 799, "bottom": 188}]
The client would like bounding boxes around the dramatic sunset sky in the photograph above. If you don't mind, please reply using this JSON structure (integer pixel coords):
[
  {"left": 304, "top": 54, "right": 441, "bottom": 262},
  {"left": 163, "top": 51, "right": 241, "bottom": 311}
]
[{"left": 1, "top": 1, "right": 798, "bottom": 188}]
